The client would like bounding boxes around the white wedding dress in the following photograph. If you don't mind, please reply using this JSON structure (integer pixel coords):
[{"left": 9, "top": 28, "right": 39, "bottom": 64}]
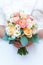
[{"left": 0, "top": 0, "right": 43, "bottom": 65}]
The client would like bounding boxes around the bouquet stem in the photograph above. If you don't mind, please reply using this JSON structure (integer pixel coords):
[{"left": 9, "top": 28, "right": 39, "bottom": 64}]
[{"left": 17, "top": 47, "right": 28, "bottom": 55}]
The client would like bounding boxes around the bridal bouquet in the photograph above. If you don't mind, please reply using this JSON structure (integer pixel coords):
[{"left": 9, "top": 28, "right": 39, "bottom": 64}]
[{"left": 3, "top": 11, "right": 39, "bottom": 55}]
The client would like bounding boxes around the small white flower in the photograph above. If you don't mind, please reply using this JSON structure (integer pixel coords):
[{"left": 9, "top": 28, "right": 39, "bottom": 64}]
[
  {"left": 15, "top": 24, "right": 21, "bottom": 31},
  {"left": 13, "top": 30, "right": 21, "bottom": 37}
]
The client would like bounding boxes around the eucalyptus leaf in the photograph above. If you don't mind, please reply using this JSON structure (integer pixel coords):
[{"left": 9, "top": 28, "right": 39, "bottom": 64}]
[
  {"left": 29, "top": 34, "right": 39, "bottom": 43},
  {"left": 8, "top": 37, "right": 15, "bottom": 40},
  {"left": 20, "top": 36, "right": 29, "bottom": 46},
  {"left": 2, "top": 33, "right": 9, "bottom": 40},
  {"left": 9, "top": 40, "right": 15, "bottom": 44},
  {"left": 20, "top": 29, "right": 24, "bottom": 34}
]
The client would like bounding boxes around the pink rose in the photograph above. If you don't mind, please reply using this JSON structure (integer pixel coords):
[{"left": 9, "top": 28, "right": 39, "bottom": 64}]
[
  {"left": 10, "top": 12, "right": 20, "bottom": 23},
  {"left": 13, "top": 12, "right": 20, "bottom": 17},
  {"left": 18, "top": 19, "right": 28, "bottom": 28}
]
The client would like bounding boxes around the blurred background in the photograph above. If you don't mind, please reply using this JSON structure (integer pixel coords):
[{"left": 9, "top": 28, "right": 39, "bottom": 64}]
[{"left": 0, "top": 0, "right": 43, "bottom": 65}]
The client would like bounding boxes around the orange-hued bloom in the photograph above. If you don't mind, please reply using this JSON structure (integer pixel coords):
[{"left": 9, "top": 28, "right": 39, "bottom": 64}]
[
  {"left": 24, "top": 28, "right": 32, "bottom": 38},
  {"left": 6, "top": 25, "right": 15, "bottom": 36}
]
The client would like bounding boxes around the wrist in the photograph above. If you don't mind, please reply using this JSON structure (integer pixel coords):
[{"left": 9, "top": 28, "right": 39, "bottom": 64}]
[
  {"left": 0, "top": 25, "right": 5, "bottom": 38},
  {"left": 38, "top": 29, "right": 43, "bottom": 39}
]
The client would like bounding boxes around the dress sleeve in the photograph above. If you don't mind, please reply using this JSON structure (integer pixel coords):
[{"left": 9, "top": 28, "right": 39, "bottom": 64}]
[{"left": 0, "top": 8, "right": 6, "bottom": 25}]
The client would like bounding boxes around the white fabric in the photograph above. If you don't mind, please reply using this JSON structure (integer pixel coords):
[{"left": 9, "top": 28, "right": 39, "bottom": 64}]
[{"left": 0, "top": 0, "right": 43, "bottom": 65}]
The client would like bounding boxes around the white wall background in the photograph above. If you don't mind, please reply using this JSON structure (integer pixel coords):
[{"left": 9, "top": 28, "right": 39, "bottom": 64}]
[{"left": 0, "top": 0, "right": 43, "bottom": 65}]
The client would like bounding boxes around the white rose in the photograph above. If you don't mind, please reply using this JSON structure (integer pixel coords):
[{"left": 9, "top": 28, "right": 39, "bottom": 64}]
[
  {"left": 27, "top": 18, "right": 38, "bottom": 29},
  {"left": 27, "top": 19, "right": 33, "bottom": 28},
  {"left": 32, "top": 28, "right": 38, "bottom": 35},
  {"left": 13, "top": 30, "right": 21, "bottom": 38},
  {"left": 32, "top": 19, "right": 38, "bottom": 27}
]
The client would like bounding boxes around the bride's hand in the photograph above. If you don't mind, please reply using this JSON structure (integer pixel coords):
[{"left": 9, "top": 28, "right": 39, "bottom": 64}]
[{"left": 0, "top": 25, "right": 5, "bottom": 38}]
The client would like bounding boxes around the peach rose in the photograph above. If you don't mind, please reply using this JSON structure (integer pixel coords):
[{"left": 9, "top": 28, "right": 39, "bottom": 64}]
[
  {"left": 6, "top": 25, "right": 15, "bottom": 36},
  {"left": 24, "top": 28, "right": 32, "bottom": 38}
]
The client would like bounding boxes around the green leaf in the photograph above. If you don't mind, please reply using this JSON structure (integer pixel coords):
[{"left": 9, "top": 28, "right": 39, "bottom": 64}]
[
  {"left": 20, "top": 29, "right": 24, "bottom": 34},
  {"left": 8, "top": 37, "right": 15, "bottom": 40},
  {"left": 29, "top": 34, "right": 39, "bottom": 43},
  {"left": 9, "top": 40, "right": 15, "bottom": 44},
  {"left": 17, "top": 48, "right": 23, "bottom": 55},
  {"left": 17, "top": 47, "right": 28, "bottom": 55},
  {"left": 2, "top": 33, "right": 9, "bottom": 40},
  {"left": 3, "top": 30, "right": 16, "bottom": 41},
  {"left": 20, "top": 36, "right": 29, "bottom": 46},
  {"left": 3, "top": 33, "right": 15, "bottom": 41},
  {"left": 22, "top": 47, "right": 28, "bottom": 55}
]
